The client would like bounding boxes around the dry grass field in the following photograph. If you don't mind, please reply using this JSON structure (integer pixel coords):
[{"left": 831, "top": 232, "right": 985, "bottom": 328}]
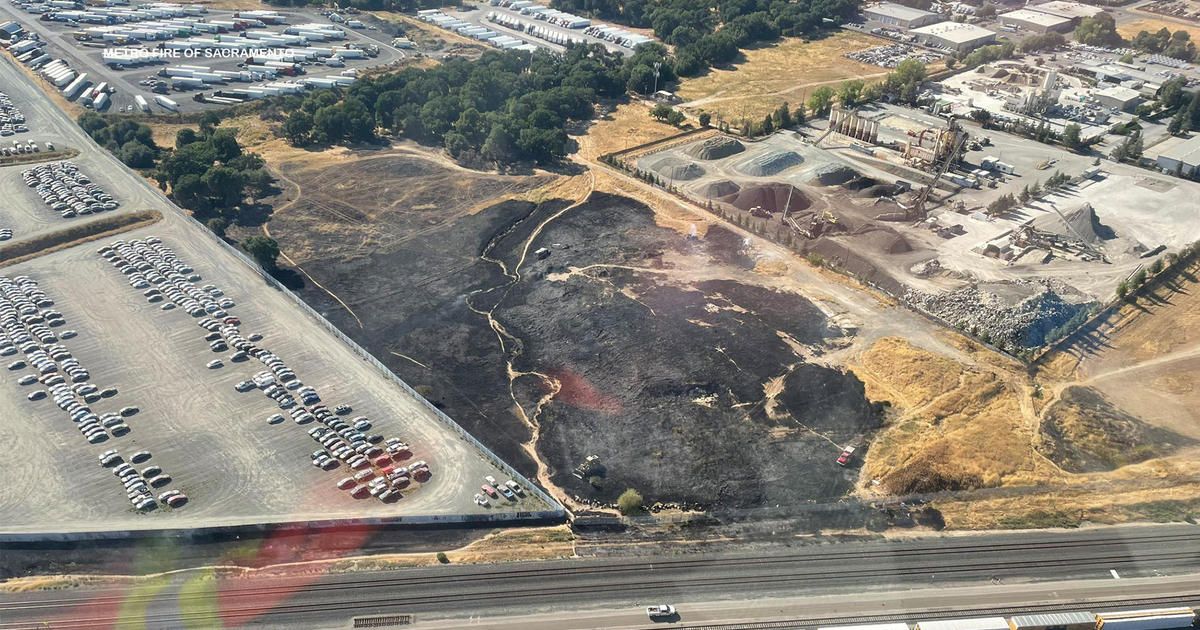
[
  {"left": 1118, "top": 16, "right": 1200, "bottom": 42},
  {"left": 676, "top": 31, "right": 898, "bottom": 122}
]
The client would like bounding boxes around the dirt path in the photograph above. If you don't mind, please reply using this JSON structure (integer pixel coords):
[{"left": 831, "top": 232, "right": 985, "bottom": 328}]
[{"left": 463, "top": 168, "right": 600, "bottom": 514}]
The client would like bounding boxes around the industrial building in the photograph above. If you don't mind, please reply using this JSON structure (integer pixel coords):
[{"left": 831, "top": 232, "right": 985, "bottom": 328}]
[
  {"left": 1157, "top": 133, "right": 1200, "bottom": 177},
  {"left": 862, "top": 2, "right": 942, "bottom": 28},
  {"left": 1027, "top": 1, "right": 1105, "bottom": 24},
  {"left": 999, "top": 8, "right": 1074, "bottom": 33},
  {"left": 910, "top": 21, "right": 996, "bottom": 52},
  {"left": 1094, "top": 85, "right": 1142, "bottom": 111},
  {"left": 1008, "top": 612, "right": 1097, "bottom": 630}
]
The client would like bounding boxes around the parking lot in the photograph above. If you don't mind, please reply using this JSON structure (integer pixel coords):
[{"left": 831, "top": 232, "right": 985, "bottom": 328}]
[
  {"left": 0, "top": 51, "right": 557, "bottom": 535},
  {"left": 0, "top": 55, "right": 164, "bottom": 252},
  {"left": 0, "top": 3, "right": 408, "bottom": 113}
]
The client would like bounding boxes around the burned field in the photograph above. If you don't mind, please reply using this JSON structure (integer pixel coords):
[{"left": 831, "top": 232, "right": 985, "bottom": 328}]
[{"left": 262, "top": 152, "right": 881, "bottom": 511}]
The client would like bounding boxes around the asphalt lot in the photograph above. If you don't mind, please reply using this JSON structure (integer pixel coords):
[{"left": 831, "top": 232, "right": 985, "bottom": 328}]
[
  {"left": 0, "top": 5, "right": 407, "bottom": 114},
  {"left": 0, "top": 53, "right": 555, "bottom": 534},
  {"left": 1, "top": 525, "right": 1197, "bottom": 628},
  {"left": 0, "top": 55, "right": 164, "bottom": 250}
]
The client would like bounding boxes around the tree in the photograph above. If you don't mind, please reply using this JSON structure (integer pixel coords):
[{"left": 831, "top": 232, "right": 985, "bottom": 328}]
[
  {"left": 283, "top": 110, "right": 314, "bottom": 146},
  {"left": 1061, "top": 123, "right": 1082, "bottom": 150},
  {"left": 836, "top": 79, "right": 864, "bottom": 107},
  {"left": 666, "top": 109, "right": 686, "bottom": 126},
  {"left": 206, "top": 217, "right": 228, "bottom": 238},
  {"left": 118, "top": 141, "right": 156, "bottom": 168},
  {"left": 1074, "top": 13, "right": 1123, "bottom": 48},
  {"left": 241, "top": 236, "right": 280, "bottom": 270},
  {"left": 617, "top": 488, "right": 644, "bottom": 515},
  {"left": 807, "top": 86, "right": 835, "bottom": 117},
  {"left": 198, "top": 110, "right": 221, "bottom": 137},
  {"left": 650, "top": 102, "right": 673, "bottom": 121},
  {"left": 436, "top": 552, "right": 449, "bottom": 564},
  {"left": 698, "top": 112, "right": 712, "bottom": 127}
]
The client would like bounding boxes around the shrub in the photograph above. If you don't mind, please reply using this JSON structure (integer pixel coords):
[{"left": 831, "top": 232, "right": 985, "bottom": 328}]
[
  {"left": 436, "top": 552, "right": 449, "bottom": 564},
  {"left": 617, "top": 488, "right": 644, "bottom": 515}
]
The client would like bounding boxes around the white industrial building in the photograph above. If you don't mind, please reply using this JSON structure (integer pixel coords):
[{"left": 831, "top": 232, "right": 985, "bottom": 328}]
[
  {"left": 1095, "top": 85, "right": 1142, "bottom": 111},
  {"left": 999, "top": 8, "right": 1074, "bottom": 33},
  {"left": 910, "top": 21, "right": 996, "bottom": 52},
  {"left": 1157, "top": 134, "right": 1200, "bottom": 177},
  {"left": 862, "top": 2, "right": 941, "bottom": 28},
  {"left": 1028, "top": 0, "right": 1105, "bottom": 24}
]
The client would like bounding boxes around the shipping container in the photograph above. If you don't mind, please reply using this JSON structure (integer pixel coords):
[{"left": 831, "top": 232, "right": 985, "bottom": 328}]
[
  {"left": 1096, "top": 609, "right": 1196, "bottom": 630},
  {"left": 917, "top": 619, "right": 1011, "bottom": 630}
]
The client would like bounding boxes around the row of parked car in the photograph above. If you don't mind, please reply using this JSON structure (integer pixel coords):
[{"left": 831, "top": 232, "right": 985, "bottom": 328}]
[
  {"left": 98, "top": 448, "right": 187, "bottom": 511},
  {"left": 22, "top": 161, "right": 119, "bottom": 219},
  {"left": 0, "top": 91, "right": 30, "bottom": 137},
  {"left": 1, "top": 275, "right": 131, "bottom": 452},
  {"left": 99, "top": 238, "right": 239, "bottom": 322},
  {"left": 475, "top": 474, "right": 524, "bottom": 507}
]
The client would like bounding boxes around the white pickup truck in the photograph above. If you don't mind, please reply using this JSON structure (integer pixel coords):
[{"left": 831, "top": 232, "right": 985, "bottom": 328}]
[{"left": 646, "top": 604, "right": 677, "bottom": 619}]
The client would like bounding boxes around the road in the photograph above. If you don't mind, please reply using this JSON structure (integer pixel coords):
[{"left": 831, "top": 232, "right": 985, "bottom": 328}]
[{"left": 1, "top": 525, "right": 1198, "bottom": 628}]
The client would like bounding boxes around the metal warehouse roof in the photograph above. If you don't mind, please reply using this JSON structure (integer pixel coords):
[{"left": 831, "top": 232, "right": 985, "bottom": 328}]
[
  {"left": 1160, "top": 133, "right": 1200, "bottom": 166},
  {"left": 1010, "top": 612, "right": 1097, "bottom": 629},
  {"left": 917, "top": 618, "right": 1011, "bottom": 630},
  {"left": 1030, "top": 1, "right": 1105, "bottom": 19},
  {"left": 1097, "top": 85, "right": 1142, "bottom": 101},
  {"left": 911, "top": 21, "right": 996, "bottom": 42},
  {"left": 1000, "top": 8, "right": 1073, "bottom": 27},
  {"left": 864, "top": 2, "right": 937, "bottom": 21}
]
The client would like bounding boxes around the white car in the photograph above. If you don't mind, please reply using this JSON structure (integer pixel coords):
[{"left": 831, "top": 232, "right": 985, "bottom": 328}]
[{"left": 646, "top": 605, "right": 676, "bottom": 619}]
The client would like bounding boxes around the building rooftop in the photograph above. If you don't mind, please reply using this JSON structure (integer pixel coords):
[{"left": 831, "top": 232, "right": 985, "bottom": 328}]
[
  {"left": 1029, "top": 0, "right": 1105, "bottom": 19},
  {"left": 863, "top": 2, "right": 937, "bottom": 21},
  {"left": 911, "top": 21, "right": 996, "bottom": 42},
  {"left": 1000, "top": 8, "right": 1073, "bottom": 27},
  {"left": 1158, "top": 134, "right": 1200, "bottom": 165},
  {"left": 1097, "top": 85, "right": 1142, "bottom": 101}
]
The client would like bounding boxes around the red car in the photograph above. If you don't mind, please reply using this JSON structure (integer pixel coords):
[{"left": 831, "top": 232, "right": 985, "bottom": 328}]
[
  {"left": 837, "top": 446, "right": 857, "bottom": 467},
  {"left": 481, "top": 484, "right": 498, "bottom": 498}
]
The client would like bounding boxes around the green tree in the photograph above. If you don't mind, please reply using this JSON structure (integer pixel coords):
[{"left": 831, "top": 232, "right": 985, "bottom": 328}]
[
  {"left": 650, "top": 102, "right": 673, "bottom": 121},
  {"left": 283, "top": 110, "right": 314, "bottom": 146},
  {"left": 836, "top": 79, "right": 864, "bottom": 107},
  {"left": 1075, "top": 13, "right": 1124, "bottom": 48},
  {"left": 241, "top": 235, "right": 281, "bottom": 270},
  {"left": 807, "top": 86, "right": 835, "bottom": 117},
  {"left": 617, "top": 488, "right": 644, "bottom": 515},
  {"left": 1061, "top": 123, "right": 1082, "bottom": 150},
  {"left": 698, "top": 111, "right": 712, "bottom": 127}
]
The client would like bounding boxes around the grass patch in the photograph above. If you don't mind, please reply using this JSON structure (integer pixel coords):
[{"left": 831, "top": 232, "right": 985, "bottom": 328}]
[
  {"left": 997, "top": 509, "right": 1082, "bottom": 530},
  {"left": 0, "top": 148, "right": 80, "bottom": 168},
  {"left": 676, "top": 31, "right": 924, "bottom": 121},
  {"left": 0, "top": 209, "right": 163, "bottom": 266}
]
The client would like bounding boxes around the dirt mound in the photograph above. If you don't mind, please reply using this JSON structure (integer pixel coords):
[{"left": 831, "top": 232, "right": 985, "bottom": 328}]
[
  {"left": 736, "top": 150, "right": 803, "bottom": 177},
  {"left": 694, "top": 179, "right": 741, "bottom": 199},
  {"left": 1031, "top": 203, "right": 1116, "bottom": 244},
  {"left": 807, "top": 164, "right": 861, "bottom": 187},
  {"left": 685, "top": 136, "right": 746, "bottom": 160},
  {"left": 644, "top": 155, "right": 705, "bottom": 181},
  {"left": 853, "top": 226, "right": 913, "bottom": 254},
  {"left": 720, "top": 183, "right": 812, "bottom": 214}
]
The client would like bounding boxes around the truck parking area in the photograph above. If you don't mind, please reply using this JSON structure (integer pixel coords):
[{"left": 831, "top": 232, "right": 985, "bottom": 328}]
[{"left": 0, "top": 2, "right": 406, "bottom": 113}]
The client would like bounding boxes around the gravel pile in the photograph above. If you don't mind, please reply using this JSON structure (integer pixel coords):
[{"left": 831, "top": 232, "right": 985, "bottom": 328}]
[
  {"left": 643, "top": 155, "right": 706, "bottom": 181},
  {"left": 736, "top": 150, "right": 803, "bottom": 176},
  {"left": 904, "top": 281, "right": 1096, "bottom": 350},
  {"left": 685, "top": 136, "right": 746, "bottom": 160}
]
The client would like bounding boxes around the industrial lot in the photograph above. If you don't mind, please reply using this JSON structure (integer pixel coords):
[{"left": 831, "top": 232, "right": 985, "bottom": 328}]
[
  {"left": 0, "top": 50, "right": 555, "bottom": 535},
  {"left": 2, "top": 0, "right": 1200, "bottom": 625}
]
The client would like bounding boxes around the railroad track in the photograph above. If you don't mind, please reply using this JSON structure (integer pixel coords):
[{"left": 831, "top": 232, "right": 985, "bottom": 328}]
[
  {"left": 2, "top": 531, "right": 1198, "bottom": 628},
  {"left": 644, "top": 594, "right": 1200, "bottom": 630}
]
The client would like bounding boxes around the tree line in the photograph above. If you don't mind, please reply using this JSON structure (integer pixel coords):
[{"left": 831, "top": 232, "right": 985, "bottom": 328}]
[
  {"left": 549, "top": 0, "right": 859, "bottom": 78},
  {"left": 78, "top": 112, "right": 159, "bottom": 168},
  {"left": 278, "top": 44, "right": 667, "bottom": 167}
]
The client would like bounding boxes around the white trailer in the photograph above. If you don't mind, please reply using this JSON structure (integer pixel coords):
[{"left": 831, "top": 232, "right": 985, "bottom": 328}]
[
  {"left": 63, "top": 73, "right": 89, "bottom": 98},
  {"left": 134, "top": 94, "right": 150, "bottom": 112},
  {"left": 154, "top": 94, "right": 179, "bottom": 111},
  {"left": 91, "top": 91, "right": 109, "bottom": 109}
]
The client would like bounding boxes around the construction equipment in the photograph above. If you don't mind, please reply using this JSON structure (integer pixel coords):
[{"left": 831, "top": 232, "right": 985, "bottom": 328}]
[{"left": 876, "top": 128, "right": 968, "bottom": 221}]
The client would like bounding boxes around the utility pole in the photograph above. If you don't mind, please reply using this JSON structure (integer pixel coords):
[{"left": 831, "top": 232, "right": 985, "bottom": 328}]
[{"left": 653, "top": 61, "right": 661, "bottom": 95}]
